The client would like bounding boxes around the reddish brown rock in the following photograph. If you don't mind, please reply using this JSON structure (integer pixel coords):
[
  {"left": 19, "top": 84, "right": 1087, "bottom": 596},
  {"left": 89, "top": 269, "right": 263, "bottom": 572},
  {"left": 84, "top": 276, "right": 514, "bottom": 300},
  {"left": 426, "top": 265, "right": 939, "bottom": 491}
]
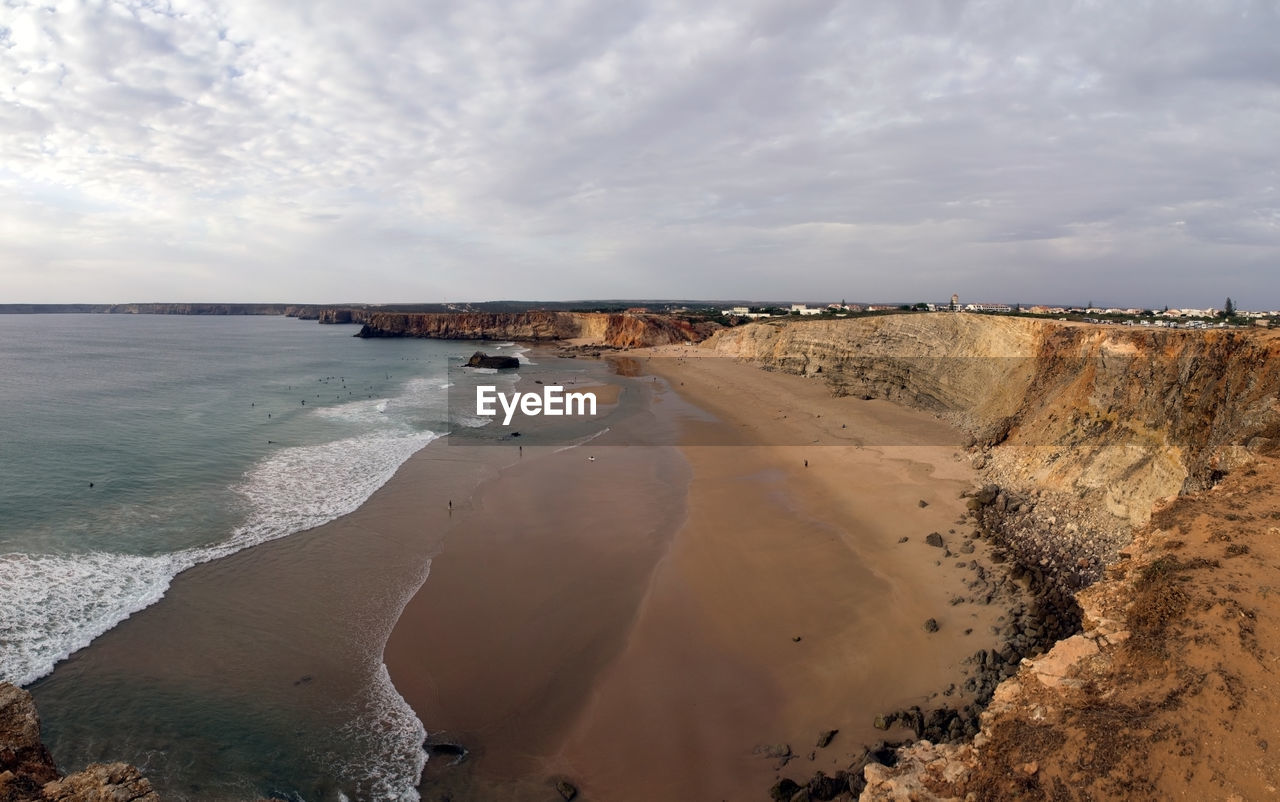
[
  {"left": 41, "top": 763, "right": 158, "bottom": 802},
  {"left": 347, "top": 310, "right": 718, "bottom": 347},
  {"left": 0, "top": 683, "right": 59, "bottom": 790}
]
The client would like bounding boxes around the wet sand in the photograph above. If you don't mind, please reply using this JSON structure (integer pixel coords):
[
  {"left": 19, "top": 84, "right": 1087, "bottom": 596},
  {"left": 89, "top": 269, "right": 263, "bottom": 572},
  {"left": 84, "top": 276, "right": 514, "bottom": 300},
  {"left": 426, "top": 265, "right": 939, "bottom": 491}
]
[
  {"left": 27, "top": 351, "right": 648, "bottom": 801},
  {"left": 29, "top": 345, "right": 1004, "bottom": 801},
  {"left": 386, "top": 347, "right": 1002, "bottom": 800},
  {"left": 28, "top": 425, "right": 516, "bottom": 800}
]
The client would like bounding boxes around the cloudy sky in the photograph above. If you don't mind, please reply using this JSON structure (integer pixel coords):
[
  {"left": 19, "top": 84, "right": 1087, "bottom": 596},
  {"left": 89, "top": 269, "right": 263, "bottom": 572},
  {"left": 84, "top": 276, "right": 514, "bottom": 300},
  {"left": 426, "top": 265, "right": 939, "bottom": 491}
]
[{"left": 1, "top": 0, "right": 1277, "bottom": 306}]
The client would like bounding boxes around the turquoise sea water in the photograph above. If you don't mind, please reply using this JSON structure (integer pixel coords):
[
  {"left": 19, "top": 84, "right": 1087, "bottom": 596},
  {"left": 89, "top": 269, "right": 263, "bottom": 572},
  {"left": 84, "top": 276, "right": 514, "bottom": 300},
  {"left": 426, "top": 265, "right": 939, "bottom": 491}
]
[{"left": 0, "top": 314, "right": 492, "bottom": 799}]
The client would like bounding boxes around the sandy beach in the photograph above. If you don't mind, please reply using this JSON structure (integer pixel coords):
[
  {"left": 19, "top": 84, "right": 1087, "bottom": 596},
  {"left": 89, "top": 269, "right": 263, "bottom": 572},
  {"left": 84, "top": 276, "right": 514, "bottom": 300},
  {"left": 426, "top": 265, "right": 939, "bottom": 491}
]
[{"left": 384, "top": 346, "right": 1003, "bottom": 800}]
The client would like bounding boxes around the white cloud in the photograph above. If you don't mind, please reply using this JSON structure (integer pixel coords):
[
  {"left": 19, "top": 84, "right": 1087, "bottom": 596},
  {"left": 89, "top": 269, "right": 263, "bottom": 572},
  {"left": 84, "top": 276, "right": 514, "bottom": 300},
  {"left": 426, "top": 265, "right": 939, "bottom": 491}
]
[{"left": 0, "top": 0, "right": 1277, "bottom": 306}]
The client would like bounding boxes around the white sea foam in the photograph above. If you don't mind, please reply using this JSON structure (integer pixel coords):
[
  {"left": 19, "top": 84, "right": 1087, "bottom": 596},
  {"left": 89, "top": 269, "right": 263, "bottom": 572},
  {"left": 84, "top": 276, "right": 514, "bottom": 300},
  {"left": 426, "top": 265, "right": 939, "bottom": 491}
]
[
  {"left": 0, "top": 552, "right": 181, "bottom": 687},
  {"left": 493, "top": 342, "right": 516, "bottom": 348},
  {"left": 314, "top": 398, "right": 395, "bottom": 425},
  {"left": 0, "top": 430, "right": 439, "bottom": 689},
  {"left": 333, "top": 664, "right": 427, "bottom": 802},
  {"left": 324, "top": 561, "right": 432, "bottom": 801},
  {"left": 510, "top": 345, "right": 534, "bottom": 365},
  {"left": 218, "top": 431, "right": 438, "bottom": 556}
]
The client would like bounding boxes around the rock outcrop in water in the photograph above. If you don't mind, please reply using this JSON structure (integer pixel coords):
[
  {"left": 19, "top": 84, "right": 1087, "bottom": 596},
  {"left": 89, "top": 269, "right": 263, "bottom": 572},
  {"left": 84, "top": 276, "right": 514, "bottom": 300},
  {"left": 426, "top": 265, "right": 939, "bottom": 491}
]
[
  {"left": 0, "top": 683, "right": 157, "bottom": 802},
  {"left": 465, "top": 351, "right": 521, "bottom": 369}
]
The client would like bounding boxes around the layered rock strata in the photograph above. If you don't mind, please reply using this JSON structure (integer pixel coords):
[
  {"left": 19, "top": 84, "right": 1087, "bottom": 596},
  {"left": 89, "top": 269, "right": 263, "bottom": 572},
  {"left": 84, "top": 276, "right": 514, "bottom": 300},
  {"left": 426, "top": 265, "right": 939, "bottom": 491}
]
[
  {"left": 703, "top": 314, "right": 1280, "bottom": 800},
  {"left": 345, "top": 310, "right": 718, "bottom": 347}
]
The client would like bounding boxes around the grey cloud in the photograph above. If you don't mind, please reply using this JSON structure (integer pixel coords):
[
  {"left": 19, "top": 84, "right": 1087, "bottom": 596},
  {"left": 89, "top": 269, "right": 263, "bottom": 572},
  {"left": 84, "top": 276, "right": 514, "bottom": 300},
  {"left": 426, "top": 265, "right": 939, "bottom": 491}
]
[{"left": 0, "top": 0, "right": 1277, "bottom": 306}]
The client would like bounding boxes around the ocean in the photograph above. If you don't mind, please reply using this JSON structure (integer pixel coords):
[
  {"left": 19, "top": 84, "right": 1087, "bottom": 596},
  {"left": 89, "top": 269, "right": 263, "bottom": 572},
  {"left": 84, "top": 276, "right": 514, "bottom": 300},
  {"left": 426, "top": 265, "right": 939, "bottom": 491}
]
[{"left": 0, "top": 314, "right": 505, "bottom": 800}]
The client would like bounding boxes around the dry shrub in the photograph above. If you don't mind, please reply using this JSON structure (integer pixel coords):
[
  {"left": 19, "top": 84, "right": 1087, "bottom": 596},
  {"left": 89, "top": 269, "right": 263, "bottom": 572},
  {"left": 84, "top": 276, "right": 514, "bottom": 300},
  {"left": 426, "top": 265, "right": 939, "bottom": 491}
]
[{"left": 966, "top": 719, "right": 1066, "bottom": 802}]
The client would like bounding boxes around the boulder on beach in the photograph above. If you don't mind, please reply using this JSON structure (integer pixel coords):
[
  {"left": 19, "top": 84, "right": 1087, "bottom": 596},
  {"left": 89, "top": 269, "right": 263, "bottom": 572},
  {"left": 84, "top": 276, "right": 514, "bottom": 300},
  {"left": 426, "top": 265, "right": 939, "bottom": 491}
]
[
  {"left": 974, "top": 484, "right": 1000, "bottom": 505},
  {"left": 465, "top": 351, "right": 520, "bottom": 369}
]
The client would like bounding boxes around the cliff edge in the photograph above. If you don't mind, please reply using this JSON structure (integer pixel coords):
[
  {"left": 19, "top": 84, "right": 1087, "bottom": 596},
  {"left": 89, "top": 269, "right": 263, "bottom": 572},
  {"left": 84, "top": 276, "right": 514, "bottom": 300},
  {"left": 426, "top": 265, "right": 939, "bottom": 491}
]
[
  {"left": 701, "top": 313, "right": 1280, "bottom": 801},
  {"left": 0, "top": 683, "right": 157, "bottom": 802},
  {"left": 708, "top": 313, "right": 1280, "bottom": 528},
  {"left": 860, "top": 458, "right": 1280, "bottom": 801}
]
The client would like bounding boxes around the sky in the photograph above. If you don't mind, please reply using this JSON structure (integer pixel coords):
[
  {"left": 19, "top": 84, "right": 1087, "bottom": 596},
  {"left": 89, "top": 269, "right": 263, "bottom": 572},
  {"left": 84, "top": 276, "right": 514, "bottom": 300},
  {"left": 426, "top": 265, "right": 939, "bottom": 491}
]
[{"left": 1, "top": 0, "right": 1278, "bottom": 307}]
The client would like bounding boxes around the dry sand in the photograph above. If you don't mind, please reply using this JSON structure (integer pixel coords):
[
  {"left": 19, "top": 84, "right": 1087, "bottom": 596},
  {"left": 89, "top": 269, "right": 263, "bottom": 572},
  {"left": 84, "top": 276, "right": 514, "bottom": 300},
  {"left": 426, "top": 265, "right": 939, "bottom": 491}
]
[{"left": 385, "top": 346, "right": 1005, "bottom": 800}]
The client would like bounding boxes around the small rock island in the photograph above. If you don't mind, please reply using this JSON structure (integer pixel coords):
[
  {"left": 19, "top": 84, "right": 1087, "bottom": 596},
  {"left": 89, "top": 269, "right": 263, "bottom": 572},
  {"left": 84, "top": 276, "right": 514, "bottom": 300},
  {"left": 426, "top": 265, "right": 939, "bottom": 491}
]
[{"left": 464, "top": 351, "right": 521, "bottom": 369}]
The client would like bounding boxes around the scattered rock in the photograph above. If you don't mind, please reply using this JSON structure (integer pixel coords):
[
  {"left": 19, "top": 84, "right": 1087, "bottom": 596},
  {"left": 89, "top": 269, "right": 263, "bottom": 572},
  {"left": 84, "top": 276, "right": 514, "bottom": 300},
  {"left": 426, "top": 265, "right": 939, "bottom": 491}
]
[
  {"left": 424, "top": 741, "right": 468, "bottom": 765},
  {"left": 770, "top": 779, "right": 802, "bottom": 801},
  {"left": 925, "top": 532, "right": 945, "bottom": 548},
  {"left": 974, "top": 484, "right": 1000, "bottom": 505},
  {"left": 816, "top": 729, "right": 838, "bottom": 748},
  {"left": 756, "top": 743, "right": 792, "bottom": 760},
  {"left": 918, "top": 499, "right": 929, "bottom": 508},
  {"left": 42, "top": 763, "right": 159, "bottom": 802},
  {"left": 555, "top": 779, "right": 579, "bottom": 800},
  {"left": 924, "top": 618, "right": 940, "bottom": 633},
  {"left": 898, "top": 536, "right": 910, "bottom": 543},
  {"left": 806, "top": 772, "right": 844, "bottom": 800}
]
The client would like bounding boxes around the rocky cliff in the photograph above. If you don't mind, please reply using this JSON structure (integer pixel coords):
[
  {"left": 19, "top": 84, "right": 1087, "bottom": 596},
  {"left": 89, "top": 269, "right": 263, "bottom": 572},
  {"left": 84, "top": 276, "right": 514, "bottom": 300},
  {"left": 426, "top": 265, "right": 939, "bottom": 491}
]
[
  {"left": 707, "top": 313, "right": 1280, "bottom": 526},
  {"left": 705, "top": 314, "right": 1280, "bottom": 801},
  {"left": 859, "top": 457, "right": 1280, "bottom": 801},
  {"left": 0, "top": 683, "right": 157, "bottom": 802},
  {"left": 345, "top": 310, "right": 718, "bottom": 347}
]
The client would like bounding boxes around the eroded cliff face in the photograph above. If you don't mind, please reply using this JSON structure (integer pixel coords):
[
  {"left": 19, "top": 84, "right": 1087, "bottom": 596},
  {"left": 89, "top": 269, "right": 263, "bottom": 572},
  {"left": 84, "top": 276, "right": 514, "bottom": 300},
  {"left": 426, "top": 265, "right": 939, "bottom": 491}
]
[
  {"left": 860, "top": 458, "right": 1280, "bottom": 802},
  {"left": 344, "top": 310, "right": 717, "bottom": 347},
  {"left": 0, "top": 683, "right": 157, "bottom": 802},
  {"left": 704, "top": 314, "right": 1280, "bottom": 801},
  {"left": 707, "top": 314, "right": 1280, "bottom": 527}
]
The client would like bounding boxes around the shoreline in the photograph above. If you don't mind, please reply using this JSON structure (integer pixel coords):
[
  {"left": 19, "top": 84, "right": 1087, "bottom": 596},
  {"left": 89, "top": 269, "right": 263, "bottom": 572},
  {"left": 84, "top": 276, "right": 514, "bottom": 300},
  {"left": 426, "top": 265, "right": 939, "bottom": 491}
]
[
  {"left": 17, "top": 315, "right": 1275, "bottom": 800},
  {"left": 384, "top": 344, "right": 1008, "bottom": 799}
]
